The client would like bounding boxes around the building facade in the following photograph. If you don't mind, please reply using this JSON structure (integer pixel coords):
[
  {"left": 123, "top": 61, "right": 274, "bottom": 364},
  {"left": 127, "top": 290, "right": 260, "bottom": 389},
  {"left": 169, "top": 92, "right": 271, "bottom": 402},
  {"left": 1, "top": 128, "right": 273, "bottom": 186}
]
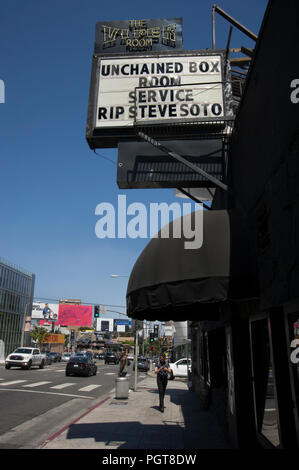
[{"left": 0, "top": 257, "right": 35, "bottom": 358}]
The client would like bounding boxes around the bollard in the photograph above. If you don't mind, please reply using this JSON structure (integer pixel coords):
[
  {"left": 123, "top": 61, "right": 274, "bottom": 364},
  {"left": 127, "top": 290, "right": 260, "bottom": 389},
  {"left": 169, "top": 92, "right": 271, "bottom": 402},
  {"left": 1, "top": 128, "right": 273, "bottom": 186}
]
[{"left": 115, "top": 376, "right": 129, "bottom": 399}]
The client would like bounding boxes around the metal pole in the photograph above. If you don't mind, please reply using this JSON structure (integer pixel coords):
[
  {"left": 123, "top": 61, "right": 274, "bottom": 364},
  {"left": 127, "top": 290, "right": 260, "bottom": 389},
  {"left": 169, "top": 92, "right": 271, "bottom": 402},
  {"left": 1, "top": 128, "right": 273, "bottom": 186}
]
[
  {"left": 138, "top": 131, "right": 229, "bottom": 192},
  {"left": 212, "top": 4, "right": 216, "bottom": 49},
  {"left": 214, "top": 4, "right": 257, "bottom": 41},
  {"left": 21, "top": 304, "right": 28, "bottom": 347},
  {"left": 134, "top": 328, "right": 139, "bottom": 392}
]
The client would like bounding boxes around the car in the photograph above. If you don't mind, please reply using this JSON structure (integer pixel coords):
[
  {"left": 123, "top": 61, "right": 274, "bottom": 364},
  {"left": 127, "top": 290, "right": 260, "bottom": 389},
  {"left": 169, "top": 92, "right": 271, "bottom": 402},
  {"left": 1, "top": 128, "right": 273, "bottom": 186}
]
[
  {"left": 61, "top": 352, "right": 73, "bottom": 362},
  {"left": 75, "top": 351, "right": 92, "bottom": 360},
  {"left": 104, "top": 352, "right": 119, "bottom": 364},
  {"left": 93, "top": 352, "right": 105, "bottom": 360},
  {"left": 41, "top": 352, "right": 52, "bottom": 365},
  {"left": 5, "top": 347, "right": 45, "bottom": 370},
  {"left": 65, "top": 356, "right": 97, "bottom": 377},
  {"left": 55, "top": 352, "right": 62, "bottom": 362},
  {"left": 85, "top": 351, "right": 93, "bottom": 360},
  {"left": 168, "top": 358, "right": 192, "bottom": 380},
  {"left": 48, "top": 352, "right": 61, "bottom": 362},
  {"left": 133, "top": 357, "right": 150, "bottom": 372}
]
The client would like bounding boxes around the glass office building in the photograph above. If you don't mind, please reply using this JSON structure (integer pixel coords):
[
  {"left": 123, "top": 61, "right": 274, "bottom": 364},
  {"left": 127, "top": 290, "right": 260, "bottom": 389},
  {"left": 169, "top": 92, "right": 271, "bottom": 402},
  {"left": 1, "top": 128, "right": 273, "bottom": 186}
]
[{"left": 0, "top": 257, "right": 35, "bottom": 357}]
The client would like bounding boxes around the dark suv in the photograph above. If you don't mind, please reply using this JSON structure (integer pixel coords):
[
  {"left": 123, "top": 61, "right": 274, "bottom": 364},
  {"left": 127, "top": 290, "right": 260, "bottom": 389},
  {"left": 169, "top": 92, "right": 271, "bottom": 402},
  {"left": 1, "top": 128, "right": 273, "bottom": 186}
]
[{"left": 104, "top": 352, "right": 119, "bottom": 364}]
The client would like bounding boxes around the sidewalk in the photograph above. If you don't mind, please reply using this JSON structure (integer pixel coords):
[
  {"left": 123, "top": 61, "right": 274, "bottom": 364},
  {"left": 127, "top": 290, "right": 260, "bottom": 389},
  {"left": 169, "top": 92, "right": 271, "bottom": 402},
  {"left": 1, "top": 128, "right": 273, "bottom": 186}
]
[
  {"left": 39, "top": 372, "right": 231, "bottom": 450},
  {"left": 39, "top": 372, "right": 232, "bottom": 449}
]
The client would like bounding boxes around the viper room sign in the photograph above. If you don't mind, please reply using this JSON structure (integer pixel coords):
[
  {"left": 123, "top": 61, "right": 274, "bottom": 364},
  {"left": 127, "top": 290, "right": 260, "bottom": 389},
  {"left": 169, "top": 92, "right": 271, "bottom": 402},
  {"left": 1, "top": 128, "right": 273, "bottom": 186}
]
[{"left": 86, "top": 51, "right": 227, "bottom": 148}]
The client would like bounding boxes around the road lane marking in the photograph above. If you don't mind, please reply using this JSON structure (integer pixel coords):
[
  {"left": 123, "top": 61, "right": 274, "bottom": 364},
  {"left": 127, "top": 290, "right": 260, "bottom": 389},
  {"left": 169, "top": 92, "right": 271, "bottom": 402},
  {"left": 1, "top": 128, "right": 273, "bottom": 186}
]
[
  {"left": 23, "top": 381, "right": 52, "bottom": 388},
  {"left": 78, "top": 384, "right": 102, "bottom": 392},
  {"left": 104, "top": 373, "right": 116, "bottom": 376},
  {"left": 0, "top": 380, "right": 28, "bottom": 386},
  {"left": 50, "top": 383, "right": 76, "bottom": 389},
  {"left": 0, "top": 388, "right": 94, "bottom": 399}
]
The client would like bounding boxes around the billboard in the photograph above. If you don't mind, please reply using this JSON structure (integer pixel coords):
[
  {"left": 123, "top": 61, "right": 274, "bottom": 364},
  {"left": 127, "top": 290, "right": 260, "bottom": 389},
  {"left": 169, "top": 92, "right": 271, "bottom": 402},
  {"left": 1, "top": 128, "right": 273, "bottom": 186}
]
[
  {"left": 46, "top": 334, "right": 65, "bottom": 344},
  {"left": 32, "top": 302, "right": 58, "bottom": 321},
  {"left": 96, "top": 55, "right": 223, "bottom": 128},
  {"left": 96, "top": 318, "right": 114, "bottom": 332},
  {"left": 94, "top": 18, "right": 183, "bottom": 54},
  {"left": 58, "top": 304, "right": 93, "bottom": 327},
  {"left": 86, "top": 50, "right": 230, "bottom": 148}
]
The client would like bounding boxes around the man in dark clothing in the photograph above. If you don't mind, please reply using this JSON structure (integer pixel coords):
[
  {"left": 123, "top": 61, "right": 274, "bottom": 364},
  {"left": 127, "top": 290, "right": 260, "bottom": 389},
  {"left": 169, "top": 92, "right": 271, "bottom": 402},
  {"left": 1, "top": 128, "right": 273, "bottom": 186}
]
[{"left": 154, "top": 353, "right": 171, "bottom": 412}]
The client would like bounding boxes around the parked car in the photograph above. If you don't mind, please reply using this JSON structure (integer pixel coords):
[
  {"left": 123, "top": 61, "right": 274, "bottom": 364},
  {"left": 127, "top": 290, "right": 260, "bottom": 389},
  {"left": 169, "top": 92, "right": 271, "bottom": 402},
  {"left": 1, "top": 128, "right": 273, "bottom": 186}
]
[
  {"left": 41, "top": 352, "right": 53, "bottom": 365},
  {"left": 133, "top": 357, "right": 150, "bottom": 372},
  {"left": 61, "top": 352, "right": 73, "bottom": 362},
  {"left": 65, "top": 356, "right": 97, "bottom": 377},
  {"left": 168, "top": 358, "right": 192, "bottom": 380},
  {"left": 104, "top": 352, "right": 119, "bottom": 364}
]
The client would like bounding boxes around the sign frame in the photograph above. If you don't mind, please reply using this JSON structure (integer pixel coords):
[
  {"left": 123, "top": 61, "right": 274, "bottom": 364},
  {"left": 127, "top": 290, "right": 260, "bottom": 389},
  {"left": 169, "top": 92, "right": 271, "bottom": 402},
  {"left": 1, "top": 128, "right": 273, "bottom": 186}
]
[{"left": 86, "top": 49, "right": 232, "bottom": 149}]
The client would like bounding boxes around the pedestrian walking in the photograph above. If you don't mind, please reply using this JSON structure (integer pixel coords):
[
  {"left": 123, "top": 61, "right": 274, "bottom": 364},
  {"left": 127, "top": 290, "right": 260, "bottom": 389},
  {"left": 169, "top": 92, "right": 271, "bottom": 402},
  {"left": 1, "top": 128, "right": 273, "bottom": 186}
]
[
  {"left": 154, "top": 353, "right": 171, "bottom": 412},
  {"left": 118, "top": 350, "right": 128, "bottom": 377}
]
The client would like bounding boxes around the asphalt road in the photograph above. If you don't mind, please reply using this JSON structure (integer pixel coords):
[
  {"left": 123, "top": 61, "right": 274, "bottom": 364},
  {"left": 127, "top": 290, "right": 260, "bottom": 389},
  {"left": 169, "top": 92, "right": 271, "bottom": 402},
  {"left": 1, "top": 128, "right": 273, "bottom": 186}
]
[{"left": 0, "top": 359, "right": 149, "bottom": 449}]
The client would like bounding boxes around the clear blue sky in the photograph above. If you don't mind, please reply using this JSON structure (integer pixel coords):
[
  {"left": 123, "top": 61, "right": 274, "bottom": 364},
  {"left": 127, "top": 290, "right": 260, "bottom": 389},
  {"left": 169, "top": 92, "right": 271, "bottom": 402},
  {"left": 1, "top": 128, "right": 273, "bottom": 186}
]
[{"left": 0, "top": 0, "right": 268, "bottom": 318}]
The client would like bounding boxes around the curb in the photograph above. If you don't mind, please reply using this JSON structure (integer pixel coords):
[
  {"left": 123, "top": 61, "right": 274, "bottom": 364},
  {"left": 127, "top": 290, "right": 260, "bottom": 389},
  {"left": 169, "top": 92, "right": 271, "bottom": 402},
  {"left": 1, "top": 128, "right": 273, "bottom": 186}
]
[{"left": 38, "top": 393, "right": 112, "bottom": 448}]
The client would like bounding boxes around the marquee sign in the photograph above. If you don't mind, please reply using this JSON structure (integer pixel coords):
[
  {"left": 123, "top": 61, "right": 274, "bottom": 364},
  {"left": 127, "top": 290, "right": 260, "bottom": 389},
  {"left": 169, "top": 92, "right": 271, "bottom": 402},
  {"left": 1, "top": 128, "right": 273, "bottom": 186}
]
[
  {"left": 94, "top": 18, "right": 183, "bottom": 54},
  {"left": 86, "top": 50, "right": 229, "bottom": 148}
]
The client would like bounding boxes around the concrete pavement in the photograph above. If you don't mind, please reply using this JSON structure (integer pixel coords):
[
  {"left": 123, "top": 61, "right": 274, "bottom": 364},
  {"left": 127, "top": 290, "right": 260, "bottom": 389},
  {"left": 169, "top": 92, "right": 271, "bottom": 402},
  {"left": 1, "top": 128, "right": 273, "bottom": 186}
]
[{"left": 38, "top": 371, "right": 232, "bottom": 449}]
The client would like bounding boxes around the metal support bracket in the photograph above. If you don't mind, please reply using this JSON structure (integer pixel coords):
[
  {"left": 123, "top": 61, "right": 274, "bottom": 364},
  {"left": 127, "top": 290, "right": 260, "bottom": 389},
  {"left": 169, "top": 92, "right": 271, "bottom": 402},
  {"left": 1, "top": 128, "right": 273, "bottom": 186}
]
[{"left": 137, "top": 131, "right": 229, "bottom": 192}]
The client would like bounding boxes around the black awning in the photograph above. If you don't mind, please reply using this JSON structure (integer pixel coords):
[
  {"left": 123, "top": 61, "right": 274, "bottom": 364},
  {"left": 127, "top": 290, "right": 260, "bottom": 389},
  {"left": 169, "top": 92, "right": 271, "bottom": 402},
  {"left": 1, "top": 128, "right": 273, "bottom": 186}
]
[{"left": 126, "top": 209, "right": 259, "bottom": 321}]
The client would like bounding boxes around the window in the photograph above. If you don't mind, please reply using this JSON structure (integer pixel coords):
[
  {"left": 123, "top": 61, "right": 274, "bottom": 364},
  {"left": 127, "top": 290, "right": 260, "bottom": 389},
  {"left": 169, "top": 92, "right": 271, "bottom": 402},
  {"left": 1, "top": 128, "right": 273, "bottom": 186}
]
[{"left": 250, "top": 318, "right": 280, "bottom": 447}]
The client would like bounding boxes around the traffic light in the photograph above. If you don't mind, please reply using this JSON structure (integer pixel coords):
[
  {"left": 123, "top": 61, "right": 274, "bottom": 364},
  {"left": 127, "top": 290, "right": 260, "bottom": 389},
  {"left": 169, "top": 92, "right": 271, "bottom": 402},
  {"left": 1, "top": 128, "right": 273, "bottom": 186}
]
[
  {"left": 94, "top": 305, "right": 100, "bottom": 318},
  {"left": 154, "top": 324, "right": 159, "bottom": 338},
  {"left": 149, "top": 332, "right": 154, "bottom": 343}
]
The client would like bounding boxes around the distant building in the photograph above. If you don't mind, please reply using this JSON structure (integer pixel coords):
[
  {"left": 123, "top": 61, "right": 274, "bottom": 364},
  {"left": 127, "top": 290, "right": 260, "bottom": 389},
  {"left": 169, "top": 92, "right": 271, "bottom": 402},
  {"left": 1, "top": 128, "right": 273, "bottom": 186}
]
[{"left": 0, "top": 257, "right": 35, "bottom": 358}]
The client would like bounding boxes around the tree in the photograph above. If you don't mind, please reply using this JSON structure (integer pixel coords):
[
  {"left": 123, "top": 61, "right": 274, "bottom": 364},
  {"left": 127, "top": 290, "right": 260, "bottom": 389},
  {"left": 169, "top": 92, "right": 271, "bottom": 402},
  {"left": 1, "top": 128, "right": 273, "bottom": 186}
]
[{"left": 30, "top": 327, "right": 51, "bottom": 349}]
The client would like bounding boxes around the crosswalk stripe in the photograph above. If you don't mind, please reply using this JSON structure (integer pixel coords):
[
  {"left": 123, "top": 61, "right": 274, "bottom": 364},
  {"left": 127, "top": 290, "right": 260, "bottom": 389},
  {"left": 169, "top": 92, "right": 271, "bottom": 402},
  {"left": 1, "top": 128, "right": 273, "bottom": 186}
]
[
  {"left": 104, "top": 373, "right": 115, "bottom": 376},
  {"left": 78, "top": 384, "right": 102, "bottom": 392},
  {"left": 0, "top": 380, "right": 27, "bottom": 386},
  {"left": 50, "top": 383, "right": 76, "bottom": 389},
  {"left": 23, "top": 381, "right": 52, "bottom": 388}
]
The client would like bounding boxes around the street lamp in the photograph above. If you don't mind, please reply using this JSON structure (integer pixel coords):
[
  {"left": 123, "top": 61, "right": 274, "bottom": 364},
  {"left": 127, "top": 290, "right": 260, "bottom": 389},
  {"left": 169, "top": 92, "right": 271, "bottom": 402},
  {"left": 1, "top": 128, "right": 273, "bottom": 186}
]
[{"left": 110, "top": 274, "right": 129, "bottom": 278}]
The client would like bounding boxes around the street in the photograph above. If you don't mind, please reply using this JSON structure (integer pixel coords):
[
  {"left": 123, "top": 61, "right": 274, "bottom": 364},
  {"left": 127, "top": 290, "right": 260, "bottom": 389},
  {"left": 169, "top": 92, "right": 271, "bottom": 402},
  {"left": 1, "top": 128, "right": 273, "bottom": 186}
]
[{"left": 0, "top": 359, "right": 148, "bottom": 449}]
